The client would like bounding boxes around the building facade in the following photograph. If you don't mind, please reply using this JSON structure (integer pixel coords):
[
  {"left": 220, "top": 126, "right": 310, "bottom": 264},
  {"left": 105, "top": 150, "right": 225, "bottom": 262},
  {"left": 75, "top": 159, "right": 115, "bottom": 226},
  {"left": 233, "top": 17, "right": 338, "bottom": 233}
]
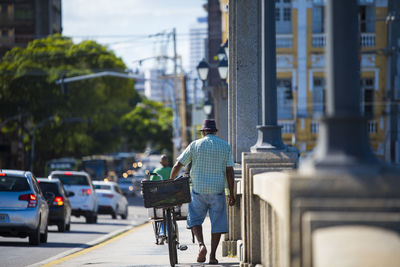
[
  {"left": 275, "top": 0, "right": 389, "bottom": 160},
  {"left": 0, "top": 0, "right": 62, "bottom": 57},
  {"left": 221, "top": 0, "right": 393, "bottom": 160}
]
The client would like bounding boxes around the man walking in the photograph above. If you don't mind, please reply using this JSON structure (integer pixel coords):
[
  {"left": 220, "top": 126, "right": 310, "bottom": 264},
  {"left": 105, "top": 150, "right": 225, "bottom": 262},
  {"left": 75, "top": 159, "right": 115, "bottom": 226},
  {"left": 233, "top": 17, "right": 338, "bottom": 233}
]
[{"left": 170, "top": 119, "right": 235, "bottom": 265}]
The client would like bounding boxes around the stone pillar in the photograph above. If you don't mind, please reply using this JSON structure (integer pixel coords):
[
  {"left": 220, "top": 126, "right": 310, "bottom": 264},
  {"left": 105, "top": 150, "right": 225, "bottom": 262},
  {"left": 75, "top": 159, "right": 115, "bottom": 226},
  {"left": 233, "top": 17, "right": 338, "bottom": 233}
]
[
  {"left": 228, "top": 0, "right": 261, "bottom": 163},
  {"left": 239, "top": 1, "right": 299, "bottom": 266},
  {"left": 300, "top": 0, "right": 378, "bottom": 174}
]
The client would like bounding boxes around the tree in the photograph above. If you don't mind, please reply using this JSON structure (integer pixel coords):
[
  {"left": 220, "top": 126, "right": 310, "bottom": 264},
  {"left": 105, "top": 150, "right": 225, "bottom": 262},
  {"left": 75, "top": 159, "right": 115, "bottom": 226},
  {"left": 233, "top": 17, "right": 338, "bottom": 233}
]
[
  {"left": 0, "top": 34, "right": 141, "bottom": 174},
  {"left": 120, "top": 99, "right": 173, "bottom": 154}
]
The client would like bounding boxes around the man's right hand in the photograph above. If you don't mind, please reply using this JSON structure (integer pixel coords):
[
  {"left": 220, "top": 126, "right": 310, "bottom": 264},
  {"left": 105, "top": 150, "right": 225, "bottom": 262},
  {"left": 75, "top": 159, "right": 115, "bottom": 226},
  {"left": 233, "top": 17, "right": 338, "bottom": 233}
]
[{"left": 228, "top": 195, "right": 236, "bottom": 206}]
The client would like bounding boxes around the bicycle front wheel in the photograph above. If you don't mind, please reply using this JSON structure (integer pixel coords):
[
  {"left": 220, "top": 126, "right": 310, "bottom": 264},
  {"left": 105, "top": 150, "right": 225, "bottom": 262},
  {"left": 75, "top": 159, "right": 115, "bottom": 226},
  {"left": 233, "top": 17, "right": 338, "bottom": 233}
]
[{"left": 167, "top": 208, "right": 178, "bottom": 266}]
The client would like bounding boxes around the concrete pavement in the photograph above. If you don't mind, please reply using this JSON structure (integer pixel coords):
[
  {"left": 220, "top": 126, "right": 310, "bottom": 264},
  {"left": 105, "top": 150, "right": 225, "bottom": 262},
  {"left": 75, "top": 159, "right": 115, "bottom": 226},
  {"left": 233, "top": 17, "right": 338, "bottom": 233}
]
[{"left": 37, "top": 216, "right": 240, "bottom": 267}]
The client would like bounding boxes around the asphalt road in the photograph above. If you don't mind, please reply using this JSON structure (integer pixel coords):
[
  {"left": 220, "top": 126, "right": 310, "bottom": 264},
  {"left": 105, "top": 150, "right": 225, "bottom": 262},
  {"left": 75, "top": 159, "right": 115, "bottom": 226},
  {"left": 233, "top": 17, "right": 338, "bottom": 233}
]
[{"left": 0, "top": 195, "right": 149, "bottom": 267}]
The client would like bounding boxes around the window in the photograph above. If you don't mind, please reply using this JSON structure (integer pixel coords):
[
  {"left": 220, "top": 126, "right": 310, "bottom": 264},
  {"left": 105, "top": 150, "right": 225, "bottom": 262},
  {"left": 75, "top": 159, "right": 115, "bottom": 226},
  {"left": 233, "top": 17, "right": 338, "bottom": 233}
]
[
  {"left": 359, "top": 5, "right": 375, "bottom": 33},
  {"left": 313, "top": 78, "right": 326, "bottom": 118},
  {"left": 277, "top": 79, "right": 293, "bottom": 119},
  {"left": 275, "top": 0, "right": 292, "bottom": 33},
  {"left": 275, "top": 8, "right": 280, "bottom": 21},
  {"left": 361, "top": 78, "right": 374, "bottom": 118},
  {"left": 283, "top": 8, "right": 291, "bottom": 21},
  {"left": 312, "top": 6, "right": 325, "bottom": 33}
]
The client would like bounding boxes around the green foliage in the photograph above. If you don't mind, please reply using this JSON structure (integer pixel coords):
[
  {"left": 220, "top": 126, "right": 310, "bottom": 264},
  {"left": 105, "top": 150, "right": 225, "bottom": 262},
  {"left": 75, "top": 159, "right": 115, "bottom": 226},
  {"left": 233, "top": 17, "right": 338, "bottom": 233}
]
[
  {"left": 0, "top": 34, "right": 144, "bottom": 174},
  {"left": 121, "top": 99, "right": 173, "bottom": 153}
]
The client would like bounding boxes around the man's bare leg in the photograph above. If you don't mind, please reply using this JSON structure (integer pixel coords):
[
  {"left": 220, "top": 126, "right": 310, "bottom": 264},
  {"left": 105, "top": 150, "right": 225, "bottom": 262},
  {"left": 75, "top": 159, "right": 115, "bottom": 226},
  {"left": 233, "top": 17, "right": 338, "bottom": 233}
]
[
  {"left": 192, "top": 225, "right": 207, "bottom": 262},
  {"left": 209, "top": 232, "right": 221, "bottom": 264}
]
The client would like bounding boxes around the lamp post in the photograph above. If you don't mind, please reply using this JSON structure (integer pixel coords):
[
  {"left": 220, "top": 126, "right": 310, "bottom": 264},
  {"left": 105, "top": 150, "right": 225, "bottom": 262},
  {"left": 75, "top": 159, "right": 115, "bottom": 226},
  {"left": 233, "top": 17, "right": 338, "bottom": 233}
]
[
  {"left": 217, "top": 58, "right": 228, "bottom": 82},
  {"left": 250, "top": 0, "right": 285, "bottom": 152},
  {"left": 217, "top": 45, "right": 227, "bottom": 61},
  {"left": 196, "top": 58, "right": 210, "bottom": 87},
  {"left": 223, "top": 39, "right": 228, "bottom": 58}
]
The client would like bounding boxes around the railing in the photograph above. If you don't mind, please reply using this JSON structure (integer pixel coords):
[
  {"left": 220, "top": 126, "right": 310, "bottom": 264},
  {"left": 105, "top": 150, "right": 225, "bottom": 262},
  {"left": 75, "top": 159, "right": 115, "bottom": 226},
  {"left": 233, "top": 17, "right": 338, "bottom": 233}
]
[
  {"left": 279, "top": 121, "right": 295, "bottom": 133},
  {"left": 367, "top": 120, "right": 377, "bottom": 133},
  {"left": 361, "top": 33, "right": 375, "bottom": 47},
  {"left": 312, "top": 33, "right": 375, "bottom": 48},
  {"left": 312, "top": 33, "right": 326, "bottom": 47},
  {"left": 276, "top": 34, "right": 293, "bottom": 48},
  {"left": 311, "top": 121, "right": 319, "bottom": 134}
]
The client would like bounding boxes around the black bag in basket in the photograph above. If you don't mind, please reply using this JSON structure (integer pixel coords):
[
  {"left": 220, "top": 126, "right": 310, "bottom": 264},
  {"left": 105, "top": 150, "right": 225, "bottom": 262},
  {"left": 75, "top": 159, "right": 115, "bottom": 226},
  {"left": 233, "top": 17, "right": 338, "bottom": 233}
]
[{"left": 141, "top": 176, "right": 191, "bottom": 209}]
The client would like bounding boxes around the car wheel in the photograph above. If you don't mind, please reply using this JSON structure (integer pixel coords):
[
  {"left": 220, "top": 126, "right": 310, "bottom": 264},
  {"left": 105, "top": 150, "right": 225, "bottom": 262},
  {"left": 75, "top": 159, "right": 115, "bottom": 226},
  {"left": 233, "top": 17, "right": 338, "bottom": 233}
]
[
  {"left": 86, "top": 212, "right": 97, "bottom": 224},
  {"left": 29, "top": 221, "right": 41, "bottom": 246},
  {"left": 66, "top": 222, "right": 71, "bottom": 231},
  {"left": 40, "top": 224, "right": 48, "bottom": 243},
  {"left": 112, "top": 206, "right": 117, "bottom": 219},
  {"left": 121, "top": 206, "right": 128, "bottom": 220},
  {"left": 58, "top": 220, "right": 66, "bottom": 232}
]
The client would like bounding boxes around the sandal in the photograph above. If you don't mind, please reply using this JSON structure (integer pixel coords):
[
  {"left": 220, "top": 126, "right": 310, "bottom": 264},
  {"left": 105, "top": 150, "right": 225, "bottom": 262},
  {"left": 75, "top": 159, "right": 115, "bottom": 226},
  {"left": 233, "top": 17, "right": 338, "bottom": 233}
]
[
  {"left": 209, "top": 258, "right": 219, "bottom": 265},
  {"left": 197, "top": 244, "right": 207, "bottom": 263}
]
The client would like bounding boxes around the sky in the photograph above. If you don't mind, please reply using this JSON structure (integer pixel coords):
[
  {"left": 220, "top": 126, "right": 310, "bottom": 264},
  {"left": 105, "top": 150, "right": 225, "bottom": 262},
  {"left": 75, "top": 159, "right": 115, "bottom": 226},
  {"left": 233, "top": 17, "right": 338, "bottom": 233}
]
[{"left": 62, "top": 0, "right": 207, "bottom": 73}]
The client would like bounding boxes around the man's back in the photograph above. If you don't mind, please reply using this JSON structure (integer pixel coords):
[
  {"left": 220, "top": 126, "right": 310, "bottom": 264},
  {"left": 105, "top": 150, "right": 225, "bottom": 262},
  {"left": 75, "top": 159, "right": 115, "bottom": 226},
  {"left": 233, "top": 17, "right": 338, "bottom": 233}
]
[{"left": 179, "top": 134, "right": 234, "bottom": 194}]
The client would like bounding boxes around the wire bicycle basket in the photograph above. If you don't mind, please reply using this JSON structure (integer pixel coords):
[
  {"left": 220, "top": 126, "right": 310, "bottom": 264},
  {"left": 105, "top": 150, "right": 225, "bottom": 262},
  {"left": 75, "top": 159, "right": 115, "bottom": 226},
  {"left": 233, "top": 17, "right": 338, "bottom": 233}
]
[{"left": 141, "top": 176, "right": 191, "bottom": 209}]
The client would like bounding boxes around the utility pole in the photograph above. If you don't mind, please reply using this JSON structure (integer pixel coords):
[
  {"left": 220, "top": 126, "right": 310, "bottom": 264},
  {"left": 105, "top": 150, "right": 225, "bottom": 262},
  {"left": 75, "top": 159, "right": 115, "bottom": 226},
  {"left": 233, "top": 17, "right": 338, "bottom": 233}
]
[
  {"left": 172, "top": 28, "right": 180, "bottom": 159},
  {"left": 385, "top": 1, "right": 400, "bottom": 164},
  {"left": 180, "top": 74, "right": 188, "bottom": 148}
]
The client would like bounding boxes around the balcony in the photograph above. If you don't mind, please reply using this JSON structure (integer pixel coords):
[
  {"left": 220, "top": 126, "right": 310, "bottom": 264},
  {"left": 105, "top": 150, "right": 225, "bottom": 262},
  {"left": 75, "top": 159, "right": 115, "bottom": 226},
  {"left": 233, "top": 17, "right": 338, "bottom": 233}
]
[
  {"left": 367, "top": 120, "right": 377, "bottom": 134},
  {"left": 311, "top": 120, "right": 319, "bottom": 134},
  {"left": 276, "top": 34, "right": 293, "bottom": 48},
  {"left": 312, "top": 33, "right": 376, "bottom": 48},
  {"left": 279, "top": 121, "right": 295, "bottom": 133}
]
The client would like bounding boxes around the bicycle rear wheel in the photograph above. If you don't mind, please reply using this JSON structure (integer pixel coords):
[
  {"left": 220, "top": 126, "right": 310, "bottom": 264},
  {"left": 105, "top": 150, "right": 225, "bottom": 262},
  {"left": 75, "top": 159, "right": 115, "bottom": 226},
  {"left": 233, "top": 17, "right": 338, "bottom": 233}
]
[{"left": 167, "top": 208, "right": 178, "bottom": 266}]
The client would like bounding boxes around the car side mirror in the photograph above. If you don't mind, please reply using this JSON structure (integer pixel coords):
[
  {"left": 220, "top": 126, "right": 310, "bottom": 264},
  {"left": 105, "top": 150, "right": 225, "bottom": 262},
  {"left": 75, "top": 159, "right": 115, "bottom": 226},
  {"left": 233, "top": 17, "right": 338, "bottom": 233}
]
[{"left": 67, "top": 191, "right": 75, "bottom": 197}]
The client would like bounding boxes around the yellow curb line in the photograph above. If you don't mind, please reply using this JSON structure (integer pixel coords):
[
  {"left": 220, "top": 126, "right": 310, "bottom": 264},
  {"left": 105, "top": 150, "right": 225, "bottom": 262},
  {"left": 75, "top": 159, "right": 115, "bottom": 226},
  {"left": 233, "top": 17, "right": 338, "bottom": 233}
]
[{"left": 41, "top": 222, "right": 151, "bottom": 267}]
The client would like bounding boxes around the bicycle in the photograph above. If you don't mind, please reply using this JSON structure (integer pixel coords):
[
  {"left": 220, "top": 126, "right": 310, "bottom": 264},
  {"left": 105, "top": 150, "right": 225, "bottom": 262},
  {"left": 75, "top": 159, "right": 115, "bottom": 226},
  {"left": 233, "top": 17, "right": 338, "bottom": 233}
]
[{"left": 142, "top": 172, "right": 192, "bottom": 267}]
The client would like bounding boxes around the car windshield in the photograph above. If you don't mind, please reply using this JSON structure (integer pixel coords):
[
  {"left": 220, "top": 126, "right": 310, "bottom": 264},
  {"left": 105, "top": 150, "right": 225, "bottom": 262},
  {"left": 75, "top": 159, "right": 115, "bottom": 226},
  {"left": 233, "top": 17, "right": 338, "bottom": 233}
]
[
  {"left": 52, "top": 175, "right": 89, "bottom": 186},
  {"left": 0, "top": 176, "right": 30, "bottom": 192},
  {"left": 38, "top": 182, "right": 59, "bottom": 194},
  {"left": 94, "top": 184, "right": 111, "bottom": 190}
]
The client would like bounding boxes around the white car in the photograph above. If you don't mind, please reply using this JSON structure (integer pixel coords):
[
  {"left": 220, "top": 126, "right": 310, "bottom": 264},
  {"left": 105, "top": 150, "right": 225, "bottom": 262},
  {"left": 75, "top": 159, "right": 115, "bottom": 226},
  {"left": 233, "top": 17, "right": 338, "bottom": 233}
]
[
  {"left": 49, "top": 171, "right": 98, "bottom": 224},
  {"left": 92, "top": 181, "right": 128, "bottom": 219}
]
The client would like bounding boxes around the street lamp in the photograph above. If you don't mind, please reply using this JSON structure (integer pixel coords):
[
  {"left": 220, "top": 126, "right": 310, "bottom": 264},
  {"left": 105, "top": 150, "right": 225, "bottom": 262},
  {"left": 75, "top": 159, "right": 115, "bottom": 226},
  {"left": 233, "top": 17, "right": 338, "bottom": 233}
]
[
  {"left": 217, "top": 45, "right": 226, "bottom": 61},
  {"left": 203, "top": 101, "right": 213, "bottom": 118},
  {"left": 196, "top": 58, "right": 210, "bottom": 84},
  {"left": 217, "top": 58, "right": 228, "bottom": 81},
  {"left": 223, "top": 39, "right": 229, "bottom": 58}
]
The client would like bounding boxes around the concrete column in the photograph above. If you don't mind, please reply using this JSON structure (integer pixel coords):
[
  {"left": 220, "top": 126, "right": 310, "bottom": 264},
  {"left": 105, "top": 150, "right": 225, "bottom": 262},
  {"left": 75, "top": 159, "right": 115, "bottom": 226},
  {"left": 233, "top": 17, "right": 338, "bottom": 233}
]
[
  {"left": 300, "top": 0, "right": 378, "bottom": 174},
  {"left": 228, "top": 0, "right": 261, "bottom": 162},
  {"left": 250, "top": 0, "right": 285, "bottom": 152}
]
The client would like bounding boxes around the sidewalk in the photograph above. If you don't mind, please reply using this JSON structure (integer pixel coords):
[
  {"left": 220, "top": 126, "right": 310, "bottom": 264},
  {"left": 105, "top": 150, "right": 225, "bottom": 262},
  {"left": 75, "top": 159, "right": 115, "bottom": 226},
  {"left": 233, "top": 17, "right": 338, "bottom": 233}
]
[{"left": 41, "top": 216, "right": 240, "bottom": 267}]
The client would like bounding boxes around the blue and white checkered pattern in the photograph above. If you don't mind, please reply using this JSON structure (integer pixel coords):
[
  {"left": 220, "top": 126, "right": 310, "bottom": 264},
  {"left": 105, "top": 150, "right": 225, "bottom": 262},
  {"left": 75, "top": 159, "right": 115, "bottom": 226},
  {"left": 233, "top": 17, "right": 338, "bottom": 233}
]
[{"left": 177, "top": 134, "right": 234, "bottom": 194}]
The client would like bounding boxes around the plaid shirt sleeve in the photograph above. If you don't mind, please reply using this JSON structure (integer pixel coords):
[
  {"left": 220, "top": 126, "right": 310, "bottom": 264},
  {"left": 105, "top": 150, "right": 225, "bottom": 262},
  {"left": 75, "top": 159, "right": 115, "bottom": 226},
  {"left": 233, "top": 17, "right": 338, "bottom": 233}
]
[
  {"left": 226, "top": 146, "right": 234, "bottom": 167},
  {"left": 177, "top": 142, "right": 193, "bottom": 167}
]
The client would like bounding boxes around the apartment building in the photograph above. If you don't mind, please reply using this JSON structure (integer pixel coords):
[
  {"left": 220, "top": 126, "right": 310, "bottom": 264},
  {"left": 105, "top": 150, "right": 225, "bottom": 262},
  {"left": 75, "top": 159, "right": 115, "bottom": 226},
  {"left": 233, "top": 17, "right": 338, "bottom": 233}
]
[{"left": 0, "top": 0, "right": 62, "bottom": 56}]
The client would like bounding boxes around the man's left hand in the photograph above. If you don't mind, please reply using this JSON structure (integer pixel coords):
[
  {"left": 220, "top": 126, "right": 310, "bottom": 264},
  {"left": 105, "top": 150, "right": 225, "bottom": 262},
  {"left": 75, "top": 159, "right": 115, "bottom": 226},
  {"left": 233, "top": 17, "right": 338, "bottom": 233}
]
[{"left": 228, "top": 195, "right": 236, "bottom": 206}]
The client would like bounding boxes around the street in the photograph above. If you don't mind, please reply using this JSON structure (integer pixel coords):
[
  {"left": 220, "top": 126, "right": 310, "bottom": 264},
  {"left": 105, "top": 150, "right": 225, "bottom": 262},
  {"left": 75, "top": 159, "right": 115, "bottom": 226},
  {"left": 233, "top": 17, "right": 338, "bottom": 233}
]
[{"left": 0, "top": 195, "right": 148, "bottom": 267}]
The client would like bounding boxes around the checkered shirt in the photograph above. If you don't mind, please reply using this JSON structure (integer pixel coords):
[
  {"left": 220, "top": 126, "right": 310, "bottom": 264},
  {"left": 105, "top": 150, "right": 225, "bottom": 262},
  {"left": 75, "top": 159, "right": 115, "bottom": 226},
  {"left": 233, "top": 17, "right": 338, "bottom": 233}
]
[{"left": 177, "top": 134, "right": 234, "bottom": 194}]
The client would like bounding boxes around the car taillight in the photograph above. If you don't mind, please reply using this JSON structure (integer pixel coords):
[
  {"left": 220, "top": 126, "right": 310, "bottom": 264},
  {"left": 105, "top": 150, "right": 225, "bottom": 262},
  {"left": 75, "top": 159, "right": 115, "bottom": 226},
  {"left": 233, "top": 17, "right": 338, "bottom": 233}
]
[
  {"left": 64, "top": 172, "right": 73, "bottom": 175},
  {"left": 53, "top": 196, "right": 64, "bottom": 206},
  {"left": 102, "top": 194, "right": 114, "bottom": 198},
  {"left": 18, "top": 194, "right": 37, "bottom": 208},
  {"left": 82, "top": 189, "right": 91, "bottom": 196},
  {"left": 0, "top": 173, "right": 6, "bottom": 176}
]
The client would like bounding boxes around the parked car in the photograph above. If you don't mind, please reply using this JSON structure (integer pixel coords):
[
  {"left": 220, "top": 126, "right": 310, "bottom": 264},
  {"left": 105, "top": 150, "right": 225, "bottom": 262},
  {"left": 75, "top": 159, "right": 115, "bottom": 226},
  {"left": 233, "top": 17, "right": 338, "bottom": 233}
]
[
  {"left": 117, "top": 178, "right": 135, "bottom": 196},
  {"left": 37, "top": 178, "right": 72, "bottom": 232},
  {"left": 48, "top": 171, "right": 98, "bottom": 224},
  {"left": 0, "top": 170, "right": 49, "bottom": 245},
  {"left": 92, "top": 181, "right": 128, "bottom": 219}
]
